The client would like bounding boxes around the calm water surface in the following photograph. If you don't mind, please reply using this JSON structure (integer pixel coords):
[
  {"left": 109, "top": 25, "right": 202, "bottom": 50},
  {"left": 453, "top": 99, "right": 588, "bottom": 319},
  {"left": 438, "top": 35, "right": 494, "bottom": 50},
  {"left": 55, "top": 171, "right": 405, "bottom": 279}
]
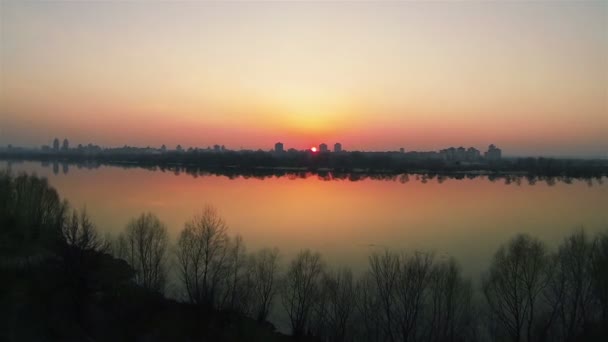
[{"left": 2, "top": 160, "right": 607, "bottom": 278}]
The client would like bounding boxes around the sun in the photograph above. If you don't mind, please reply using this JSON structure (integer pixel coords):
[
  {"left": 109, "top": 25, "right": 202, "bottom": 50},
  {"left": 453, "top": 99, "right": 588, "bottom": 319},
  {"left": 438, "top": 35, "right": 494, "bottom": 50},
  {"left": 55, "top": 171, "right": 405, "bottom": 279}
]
[{"left": 311, "top": 147, "right": 317, "bottom": 152}]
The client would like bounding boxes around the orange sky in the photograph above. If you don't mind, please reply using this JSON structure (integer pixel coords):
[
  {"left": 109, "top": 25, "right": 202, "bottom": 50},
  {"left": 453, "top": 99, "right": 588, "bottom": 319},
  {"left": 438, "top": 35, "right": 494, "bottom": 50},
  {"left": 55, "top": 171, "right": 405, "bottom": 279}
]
[{"left": 0, "top": 1, "right": 606, "bottom": 156}]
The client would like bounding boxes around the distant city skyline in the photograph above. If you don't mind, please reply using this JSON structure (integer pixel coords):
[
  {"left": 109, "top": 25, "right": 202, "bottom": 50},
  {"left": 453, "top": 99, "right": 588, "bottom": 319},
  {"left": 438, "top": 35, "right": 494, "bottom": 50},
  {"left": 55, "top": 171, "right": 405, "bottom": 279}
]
[
  {"left": 1, "top": 1, "right": 606, "bottom": 157},
  {"left": 3, "top": 136, "right": 606, "bottom": 159},
  {"left": 11, "top": 137, "right": 500, "bottom": 154},
  {"left": 7, "top": 136, "right": 496, "bottom": 155}
]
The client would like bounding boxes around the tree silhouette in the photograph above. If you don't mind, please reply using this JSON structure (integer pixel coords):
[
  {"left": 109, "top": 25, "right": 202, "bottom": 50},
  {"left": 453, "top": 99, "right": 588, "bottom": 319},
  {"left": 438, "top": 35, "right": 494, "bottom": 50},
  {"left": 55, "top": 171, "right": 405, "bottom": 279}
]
[
  {"left": 62, "top": 207, "right": 108, "bottom": 253},
  {"left": 314, "top": 267, "right": 356, "bottom": 342},
  {"left": 0, "top": 171, "right": 67, "bottom": 256},
  {"left": 366, "top": 251, "right": 435, "bottom": 342},
  {"left": 249, "top": 247, "right": 281, "bottom": 322},
  {"left": 393, "top": 251, "right": 434, "bottom": 342},
  {"left": 483, "top": 234, "right": 552, "bottom": 342},
  {"left": 281, "top": 249, "right": 325, "bottom": 337},
  {"left": 368, "top": 250, "right": 400, "bottom": 342},
  {"left": 115, "top": 212, "right": 169, "bottom": 293},
  {"left": 176, "top": 205, "right": 230, "bottom": 308},
  {"left": 545, "top": 230, "right": 597, "bottom": 340},
  {"left": 426, "top": 258, "right": 475, "bottom": 342},
  {"left": 592, "top": 232, "right": 608, "bottom": 323},
  {"left": 219, "top": 234, "right": 249, "bottom": 313},
  {"left": 355, "top": 272, "right": 383, "bottom": 342}
]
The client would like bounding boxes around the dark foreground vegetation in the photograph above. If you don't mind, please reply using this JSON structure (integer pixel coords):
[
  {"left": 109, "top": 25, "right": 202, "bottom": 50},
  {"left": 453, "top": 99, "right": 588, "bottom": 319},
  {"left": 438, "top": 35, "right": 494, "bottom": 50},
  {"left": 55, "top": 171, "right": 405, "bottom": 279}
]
[{"left": 1, "top": 170, "right": 608, "bottom": 341}]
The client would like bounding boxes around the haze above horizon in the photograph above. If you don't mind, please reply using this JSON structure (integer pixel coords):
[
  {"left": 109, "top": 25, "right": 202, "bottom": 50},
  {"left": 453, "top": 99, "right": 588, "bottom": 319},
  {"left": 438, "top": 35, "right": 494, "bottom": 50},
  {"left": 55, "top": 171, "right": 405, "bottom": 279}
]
[{"left": 0, "top": 1, "right": 606, "bottom": 157}]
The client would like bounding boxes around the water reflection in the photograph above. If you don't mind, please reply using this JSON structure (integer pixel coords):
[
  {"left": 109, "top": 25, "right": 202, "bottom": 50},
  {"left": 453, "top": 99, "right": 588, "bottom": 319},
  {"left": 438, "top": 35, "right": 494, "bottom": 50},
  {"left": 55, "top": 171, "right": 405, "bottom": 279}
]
[
  {"left": 1, "top": 160, "right": 606, "bottom": 280},
  {"left": 2, "top": 159, "right": 604, "bottom": 187}
]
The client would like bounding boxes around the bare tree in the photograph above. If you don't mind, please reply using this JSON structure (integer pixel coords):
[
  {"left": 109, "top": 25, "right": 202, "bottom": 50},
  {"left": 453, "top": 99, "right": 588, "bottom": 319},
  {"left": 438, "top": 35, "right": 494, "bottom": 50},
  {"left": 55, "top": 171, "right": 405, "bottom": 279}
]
[
  {"left": 368, "top": 250, "right": 400, "bottom": 342},
  {"left": 115, "top": 212, "right": 169, "bottom": 293},
  {"left": 5, "top": 172, "right": 67, "bottom": 245},
  {"left": 367, "top": 250, "right": 435, "bottom": 342},
  {"left": 310, "top": 281, "right": 330, "bottom": 340},
  {"left": 355, "top": 272, "right": 383, "bottom": 342},
  {"left": 545, "top": 230, "right": 597, "bottom": 341},
  {"left": 62, "top": 207, "right": 108, "bottom": 253},
  {"left": 394, "top": 251, "right": 434, "bottom": 342},
  {"left": 58, "top": 206, "right": 109, "bottom": 323},
  {"left": 249, "top": 247, "right": 281, "bottom": 322},
  {"left": 281, "top": 249, "right": 325, "bottom": 337},
  {"left": 320, "top": 267, "right": 356, "bottom": 342},
  {"left": 482, "top": 234, "right": 552, "bottom": 342},
  {"left": 219, "top": 234, "right": 249, "bottom": 312},
  {"left": 426, "top": 257, "right": 475, "bottom": 342},
  {"left": 591, "top": 232, "right": 608, "bottom": 322},
  {"left": 176, "top": 205, "right": 230, "bottom": 308}
]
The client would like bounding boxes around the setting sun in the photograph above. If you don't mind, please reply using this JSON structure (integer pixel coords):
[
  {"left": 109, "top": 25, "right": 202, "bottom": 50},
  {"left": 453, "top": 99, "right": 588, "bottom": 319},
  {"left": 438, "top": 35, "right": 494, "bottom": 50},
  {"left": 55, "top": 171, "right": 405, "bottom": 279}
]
[{"left": 311, "top": 147, "right": 317, "bottom": 152}]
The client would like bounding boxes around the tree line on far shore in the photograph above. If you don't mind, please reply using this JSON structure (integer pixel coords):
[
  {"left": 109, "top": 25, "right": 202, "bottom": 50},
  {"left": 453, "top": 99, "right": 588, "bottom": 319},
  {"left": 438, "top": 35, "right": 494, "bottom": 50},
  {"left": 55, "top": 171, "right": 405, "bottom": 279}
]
[
  {"left": 2, "top": 148, "right": 608, "bottom": 180},
  {"left": 1, "top": 170, "right": 607, "bottom": 341}
]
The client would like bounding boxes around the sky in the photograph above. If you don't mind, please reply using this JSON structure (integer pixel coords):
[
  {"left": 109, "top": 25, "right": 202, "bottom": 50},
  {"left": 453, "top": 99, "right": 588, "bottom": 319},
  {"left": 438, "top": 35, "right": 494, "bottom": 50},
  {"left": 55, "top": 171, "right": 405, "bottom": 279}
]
[{"left": 0, "top": 1, "right": 606, "bottom": 157}]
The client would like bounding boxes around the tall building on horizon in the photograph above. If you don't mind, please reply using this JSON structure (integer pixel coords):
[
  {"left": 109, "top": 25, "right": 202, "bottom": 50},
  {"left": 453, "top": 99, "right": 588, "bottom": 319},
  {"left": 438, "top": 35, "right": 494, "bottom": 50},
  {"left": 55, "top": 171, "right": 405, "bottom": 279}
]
[
  {"left": 274, "top": 142, "right": 284, "bottom": 153},
  {"left": 319, "top": 143, "right": 328, "bottom": 153},
  {"left": 466, "top": 147, "right": 481, "bottom": 161},
  {"left": 456, "top": 147, "right": 466, "bottom": 161},
  {"left": 62, "top": 138, "right": 69, "bottom": 151},
  {"left": 53, "top": 138, "right": 59, "bottom": 151},
  {"left": 334, "top": 143, "right": 342, "bottom": 153},
  {"left": 484, "top": 144, "right": 502, "bottom": 161}
]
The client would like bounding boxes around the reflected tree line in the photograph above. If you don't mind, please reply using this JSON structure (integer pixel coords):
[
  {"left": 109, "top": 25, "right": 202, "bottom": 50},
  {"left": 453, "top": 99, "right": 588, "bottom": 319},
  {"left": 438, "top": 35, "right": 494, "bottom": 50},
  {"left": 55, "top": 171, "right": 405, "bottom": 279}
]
[
  {"left": 1, "top": 170, "right": 608, "bottom": 341},
  {"left": 2, "top": 149, "right": 608, "bottom": 180},
  {"left": 2, "top": 158, "right": 607, "bottom": 186}
]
